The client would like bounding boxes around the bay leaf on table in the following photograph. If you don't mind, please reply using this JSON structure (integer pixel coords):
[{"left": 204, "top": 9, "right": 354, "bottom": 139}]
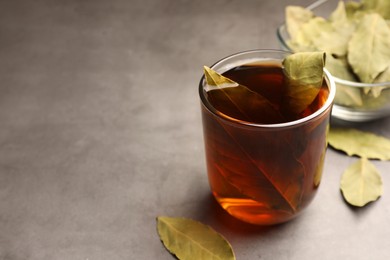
[
  {"left": 328, "top": 128, "right": 390, "bottom": 160},
  {"left": 340, "top": 157, "right": 383, "bottom": 207},
  {"left": 347, "top": 13, "right": 390, "bottom": 83},
  {"left": 157, "top": 216, "right": 235, "bottom": 260}
]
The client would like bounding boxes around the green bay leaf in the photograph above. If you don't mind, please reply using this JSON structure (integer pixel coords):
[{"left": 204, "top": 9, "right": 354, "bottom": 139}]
[
  {"left": 282, "top": 51, "right": 325, "bottom": 114},
  {"left": 348, "top": 13, "right": 390, "bottom": 83},
  {"left": 157, "top": 216, "right": 235, "bottom": 260},
  {"left": 328, "top": 128, "right": 390, "bottom": 160},
  {"left": 340, "top": 158, "right": 383, "bottom": 207}
]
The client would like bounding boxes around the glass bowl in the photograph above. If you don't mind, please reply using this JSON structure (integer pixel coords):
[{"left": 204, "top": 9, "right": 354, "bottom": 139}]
[{"left": 276, "top": 0, "right": 390, "bottom": 122}]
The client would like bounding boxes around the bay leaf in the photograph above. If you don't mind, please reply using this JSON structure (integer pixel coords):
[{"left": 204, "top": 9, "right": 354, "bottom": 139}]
[
  {"left": 325, "top": 55, "right": 357, "bottom": 82},
  {"left": 329, "top": 1, "right": 348, "bottom": 24},
  {"left": 203, "top": 66, "right": 285, "bottom": 123},
  {"left": 216, "top": 122, "right": 305, "bottom": 214},
  {"left": 313, "top": 23, "right": 354, "bottom": 57},
  {"left": 295, "top": 17, "right": 332, "bottom": 51},
  {"left": 333, "top": 83, "right": 363, "bottom": 107},
  {"left": 369, "top": 66, "right": 390, "bottom": 97},
  {"left": 344, "top": 1, "right": 367, "bottom": 23},
  {"left": 374, "top": 65, "right": 390, "bottom": 83},
  {"left": 344, "top": 1, "right": 364, "bottom": 20},
  {"left": 285, "top": 6, "right": 314, "bottom": 41},
  {"left": 340, "top": 158, "right": 383, "bottom": 207},
  {"left": 362, "top": 0, "right": 390, "bottom": 19},
  {"left": 327, "top": 55, "right": 363, "bottom": 107},
  {"left": 328, "top": 128, "right": 390, "bottom": 160},
  {"left": 157, "top": 216, "right": 235, "bottom": 260},
  {"left": 348, "top": 13, "right": 390, "bottom": 83},
  {"left": 203, "top": 66, "right": 238, "bottom": 90},
  {"left": 282, "top": 51, "right": 325, "bottom": 114}
]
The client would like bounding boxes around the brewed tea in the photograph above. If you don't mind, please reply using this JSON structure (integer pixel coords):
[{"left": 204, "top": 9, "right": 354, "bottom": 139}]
[{"left": 201, "top": 60, "right": 331, "bottom": 225}]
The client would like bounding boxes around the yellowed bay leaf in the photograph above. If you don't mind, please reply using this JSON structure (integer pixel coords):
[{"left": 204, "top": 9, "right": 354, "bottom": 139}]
[
  {"left": 328, "top": 128, "right": 390, "bottom": 160},
  {"left": 157, "top": 216, "right": 235, "bottom": 260},
  {"left": 340, "top": 158, "right": 383, "bottom": 207}
]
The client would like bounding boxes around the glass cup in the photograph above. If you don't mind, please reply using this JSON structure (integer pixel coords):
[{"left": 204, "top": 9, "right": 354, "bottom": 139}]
[{"left": 199, "top": 49, "right": 336, "bottom": 225}]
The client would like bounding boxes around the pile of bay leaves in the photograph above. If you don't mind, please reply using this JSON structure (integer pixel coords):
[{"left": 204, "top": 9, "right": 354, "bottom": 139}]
[{"left": 285, "top": 0, "right": 390, "bottom": 108}]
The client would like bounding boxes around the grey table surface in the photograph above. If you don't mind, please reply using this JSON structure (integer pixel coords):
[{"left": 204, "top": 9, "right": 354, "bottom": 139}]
[{"left": 1, "top": 0, "right": 390, "bottom": 259}]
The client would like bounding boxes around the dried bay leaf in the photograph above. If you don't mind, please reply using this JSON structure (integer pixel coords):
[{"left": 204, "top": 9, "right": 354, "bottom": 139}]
[
  {"left": 340, "top": 158, "right": 383, "bottom": 207},
  {"left": 328, "top": 128, "right": 390, "bottom": 160},
  {"left": 157, "top": 216, "right": 235, "bottom": 260},
  {"left": 329, "top": 0, "right": 347, "bottom": 23},
  {"left": 294, "top": 17, "right": 332, "bottom": 51},
  {"left": 333, "top": 83, "right": 363, "bottom": 107},
  {"left": 221, "top": 124, "right": 304, "bottom": 213},
  {"left": 203, "top": 66, "right": 285, "bottom": 123},
  {"left": 285, "top": 6, "right": 314, "bottom": 41},
  {"left": 327, "top": 55, "right": 363, "bottom": 107},
  {"left": 374, "top": 66, "right": 390, "bottom": 84},
  {"left": 362, "top": 0, "right": 390, "bottom": 19},
  {"left": 326, "top": 55, "right": 357, "bottom": 82},
  {"left": 345, "top": 1, "right": 364, "bottom": 20},
  {"left": 203, "top": 66, "right": 238, "bottom": 90},
  {"left": 282, "top": 51, "right": 325, "bottom": 114},
  {"left": 348, "top": 13, "right": 390, "bottom": 83}
]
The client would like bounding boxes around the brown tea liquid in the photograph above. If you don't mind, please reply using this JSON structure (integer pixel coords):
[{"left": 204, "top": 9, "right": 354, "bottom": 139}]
[{"left": 201, "top": 62, "right": 330, "bottom": 225}]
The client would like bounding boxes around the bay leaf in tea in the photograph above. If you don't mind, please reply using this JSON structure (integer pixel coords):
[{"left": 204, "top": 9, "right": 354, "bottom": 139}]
[
  {"left": 201, "top": 52, "right": 329, "bottom": 224},
  {"left": 282, "top": 51, "right": 326, "bottom": 114},
  {"left": 203, "top": 66, "right": 285, "bottom": 123}
]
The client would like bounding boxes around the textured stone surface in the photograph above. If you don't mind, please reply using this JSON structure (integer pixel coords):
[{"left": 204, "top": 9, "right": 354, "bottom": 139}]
[{"left": 0, "top": 0, "right": 390, "bottom": 259}]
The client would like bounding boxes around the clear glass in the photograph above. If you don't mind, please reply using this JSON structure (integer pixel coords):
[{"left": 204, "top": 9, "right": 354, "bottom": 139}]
[
  {"left": 276, "top": 0, "right": 390, "bottom": 122},
  {"left": 199, "top": 49, "right": 336, "bottom": 225}
]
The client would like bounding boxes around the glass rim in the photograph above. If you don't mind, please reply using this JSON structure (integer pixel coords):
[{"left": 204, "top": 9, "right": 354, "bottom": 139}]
[{"left": 199, "top": 49, "right": 336, "bottom": 128}]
